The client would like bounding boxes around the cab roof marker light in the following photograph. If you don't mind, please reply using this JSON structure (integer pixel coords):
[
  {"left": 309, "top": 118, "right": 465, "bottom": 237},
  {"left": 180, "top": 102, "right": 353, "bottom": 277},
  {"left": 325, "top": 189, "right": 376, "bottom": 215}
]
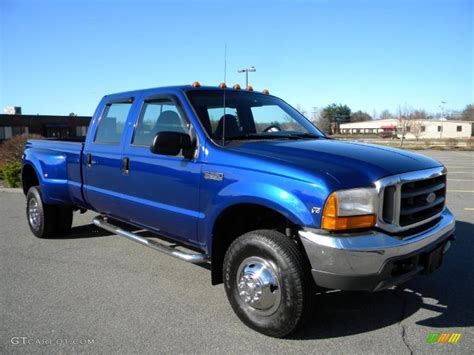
[
  {"left": 246, "top": 85, "right": 254, "bottom": 91},
  {"left": 192, "top": 81, "right": 201, "bottom": 88},
  {"left": 233, "top": 84, "right": 241, "bottom": 90},
  {"left": 262, "top": 89, "right": 270, "bottom": 95},
  {"left": 219, "top": 82, "right": 227, "bottom": 89}
]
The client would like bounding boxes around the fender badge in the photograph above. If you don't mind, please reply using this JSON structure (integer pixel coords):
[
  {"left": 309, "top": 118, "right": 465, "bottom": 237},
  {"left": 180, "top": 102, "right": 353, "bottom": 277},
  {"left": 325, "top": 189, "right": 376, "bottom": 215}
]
[
  {"left": 204, "top": 171, "right": 224, "bottom": 181},
  {"left": 311, "top": 207, "right": 321, "bottom": 214}
]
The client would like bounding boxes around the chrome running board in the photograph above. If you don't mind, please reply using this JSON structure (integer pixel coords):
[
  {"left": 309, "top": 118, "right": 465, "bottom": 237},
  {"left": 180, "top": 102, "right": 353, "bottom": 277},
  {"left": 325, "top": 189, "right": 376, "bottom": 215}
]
[{"left": 93, "top": 216, "right": 208, "bottom": 264}]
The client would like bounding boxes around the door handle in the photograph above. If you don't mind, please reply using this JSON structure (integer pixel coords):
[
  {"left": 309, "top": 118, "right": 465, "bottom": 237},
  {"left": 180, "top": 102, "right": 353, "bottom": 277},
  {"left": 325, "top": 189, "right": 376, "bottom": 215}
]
[
  {"left": 87, "top": 154, "right": 93, "bottom": 168},
  {"left": 122, "top": 157, "right": 130, "bottom": 174}
]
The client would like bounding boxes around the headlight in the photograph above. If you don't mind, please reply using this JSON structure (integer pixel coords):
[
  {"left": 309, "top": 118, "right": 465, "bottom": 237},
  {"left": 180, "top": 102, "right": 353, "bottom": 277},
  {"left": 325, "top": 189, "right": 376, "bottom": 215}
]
[{"left": 321, "top": 187, "right": 378, "bottom": 231}]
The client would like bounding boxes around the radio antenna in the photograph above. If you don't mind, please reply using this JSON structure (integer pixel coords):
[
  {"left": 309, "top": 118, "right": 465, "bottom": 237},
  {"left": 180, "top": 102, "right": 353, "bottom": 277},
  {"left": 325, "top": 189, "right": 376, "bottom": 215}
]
[{"left": 222, "top": 44, "right": 227, "bottom": 146}]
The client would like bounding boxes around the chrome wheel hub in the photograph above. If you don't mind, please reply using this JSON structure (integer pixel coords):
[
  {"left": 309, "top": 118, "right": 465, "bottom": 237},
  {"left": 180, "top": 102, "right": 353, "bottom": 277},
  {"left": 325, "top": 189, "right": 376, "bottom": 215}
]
[
  {"left": 236, "top": 256, "right": 281, "bottom": 315},
  {"left": 28, "top": 198, "right": 40, "bottom": 229}
]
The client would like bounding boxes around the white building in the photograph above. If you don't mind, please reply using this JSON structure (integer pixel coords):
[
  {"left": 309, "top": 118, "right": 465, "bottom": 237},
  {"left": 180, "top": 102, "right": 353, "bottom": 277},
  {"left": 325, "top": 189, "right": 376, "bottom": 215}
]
[{"left": 340, "top": 118, "right": 473, "bottom": 139}]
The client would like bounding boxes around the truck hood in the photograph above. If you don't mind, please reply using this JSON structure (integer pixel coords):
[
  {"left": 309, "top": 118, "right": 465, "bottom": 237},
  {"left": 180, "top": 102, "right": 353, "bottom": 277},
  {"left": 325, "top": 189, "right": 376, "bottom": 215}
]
[{"left": 228, "top": 139, "right": 443, "bottom": 188}]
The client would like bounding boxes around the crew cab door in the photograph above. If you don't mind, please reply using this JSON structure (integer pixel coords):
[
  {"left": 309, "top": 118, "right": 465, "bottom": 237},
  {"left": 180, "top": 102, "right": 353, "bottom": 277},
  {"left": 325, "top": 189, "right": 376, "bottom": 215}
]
[
  {"left": 83, "top": 97, "right": 135, "bottom": 218},
  {"left": 120, "top": 95, "right": 202, "bottom": 246}
]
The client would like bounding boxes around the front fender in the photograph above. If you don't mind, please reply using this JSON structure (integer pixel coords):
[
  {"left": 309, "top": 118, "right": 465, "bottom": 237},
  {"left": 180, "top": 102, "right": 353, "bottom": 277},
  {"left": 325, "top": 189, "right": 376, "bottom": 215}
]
[{"left": 200, "top": 180, "right": 322, "bottom": 251}]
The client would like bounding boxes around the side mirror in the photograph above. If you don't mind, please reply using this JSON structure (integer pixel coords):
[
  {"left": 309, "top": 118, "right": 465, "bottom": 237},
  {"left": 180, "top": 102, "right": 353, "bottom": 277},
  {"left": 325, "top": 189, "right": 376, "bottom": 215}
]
[{"left": 150, "top": 131, "right": 194, "bottom": 158}]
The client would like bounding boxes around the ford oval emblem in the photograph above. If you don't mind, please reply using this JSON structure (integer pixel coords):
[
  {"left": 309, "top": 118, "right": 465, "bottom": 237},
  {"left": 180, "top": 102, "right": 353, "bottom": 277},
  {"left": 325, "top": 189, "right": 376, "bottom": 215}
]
[{"left": 426, "top": 192, "right": 436, "bottom": 204}]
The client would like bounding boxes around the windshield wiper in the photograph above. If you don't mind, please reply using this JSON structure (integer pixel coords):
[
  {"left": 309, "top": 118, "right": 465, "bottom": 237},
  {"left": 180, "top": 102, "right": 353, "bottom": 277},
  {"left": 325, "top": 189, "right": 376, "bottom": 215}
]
[
  {"left": 220, "top": 132, "right": 325, "bottom": 141},
  {"left": 284, "top": 132, "right": 325, "bottom": 139},
  {"left": 223, "top": 134, "right": 290, "bottom": 140}
]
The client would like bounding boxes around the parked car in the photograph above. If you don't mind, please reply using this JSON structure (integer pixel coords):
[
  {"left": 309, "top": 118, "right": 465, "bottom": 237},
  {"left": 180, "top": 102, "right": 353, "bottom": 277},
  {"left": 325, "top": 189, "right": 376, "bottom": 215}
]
[
  {"left": 379, "top": 126, "right": 398, "bottom": 139},
  {"left": 22, "top": 84, "right": 455, "bottom": 337}
]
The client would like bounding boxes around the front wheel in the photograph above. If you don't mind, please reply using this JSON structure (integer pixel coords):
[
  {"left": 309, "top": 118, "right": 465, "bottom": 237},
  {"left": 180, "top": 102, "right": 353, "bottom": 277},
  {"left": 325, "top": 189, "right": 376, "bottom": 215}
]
[{"left": 223, "top": 230, "right": 314, "bottom": 338}]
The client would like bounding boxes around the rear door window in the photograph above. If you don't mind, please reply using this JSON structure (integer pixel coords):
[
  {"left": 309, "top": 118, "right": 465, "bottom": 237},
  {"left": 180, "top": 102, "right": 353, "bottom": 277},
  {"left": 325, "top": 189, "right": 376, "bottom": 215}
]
[{"left": 94, "top": 102, "right": 133, "bottom": 144}]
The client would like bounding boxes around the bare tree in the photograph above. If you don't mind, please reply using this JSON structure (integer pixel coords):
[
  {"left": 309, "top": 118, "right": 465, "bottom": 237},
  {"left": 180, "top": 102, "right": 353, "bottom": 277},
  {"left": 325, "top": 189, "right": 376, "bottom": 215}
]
[
  {"left": 461, "top": 104, "right": 474, "bottom": 121},
  {"left": 372, "top": 109, "right": 378, "bottom": 120},
  {"left": 296, "top": 104, "right": 308, "bottom": 117},
  {"left": 397, "top": 106, "right": 411, "bottom": 147},
  {"left": 380, "top": 109, "right": 393, "bottom": 120},
  {"left": 410, "top": 110, "right": 427, "bottom": 141},
  {"left": 410, "top": 120, "right": 423, "bottom": 141},
  {"left": 316, "top": 114, "right": 332, "bottom": 134},
  {"left": 310, "top": 107, "right": 321, "bottom": 126}
]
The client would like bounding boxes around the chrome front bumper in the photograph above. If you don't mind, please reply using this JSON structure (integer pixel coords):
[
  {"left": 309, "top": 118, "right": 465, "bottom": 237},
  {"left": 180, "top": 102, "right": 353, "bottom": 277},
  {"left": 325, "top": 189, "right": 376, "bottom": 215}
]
[{"left": 299, "top": 208, "right": 456, "bottom": 291}]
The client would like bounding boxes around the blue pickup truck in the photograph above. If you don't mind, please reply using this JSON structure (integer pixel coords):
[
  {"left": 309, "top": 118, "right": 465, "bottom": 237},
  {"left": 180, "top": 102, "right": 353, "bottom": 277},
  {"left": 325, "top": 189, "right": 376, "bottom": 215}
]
[{"left": 22, "top": 83, "right": 455, "bottom": 337}]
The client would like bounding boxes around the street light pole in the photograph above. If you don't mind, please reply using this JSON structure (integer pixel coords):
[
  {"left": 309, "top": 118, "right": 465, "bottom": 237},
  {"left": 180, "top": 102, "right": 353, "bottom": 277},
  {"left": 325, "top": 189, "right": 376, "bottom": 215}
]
[
  {"left": 237, "top": 66, "right": 256, "bottom": 88},
  {"left": 439, "top": 101, "right": 446, "bottom": 139}
]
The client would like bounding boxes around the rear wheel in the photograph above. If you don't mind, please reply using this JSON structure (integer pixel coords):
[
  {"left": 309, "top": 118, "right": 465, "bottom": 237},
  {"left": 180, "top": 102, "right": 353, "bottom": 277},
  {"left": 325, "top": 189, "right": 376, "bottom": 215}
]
[
  {"left": 223, "top": 229, "right": 314, "bottom": 338},
  {"left": 26, "top": 186, "right": 73, "bottom": 238}
]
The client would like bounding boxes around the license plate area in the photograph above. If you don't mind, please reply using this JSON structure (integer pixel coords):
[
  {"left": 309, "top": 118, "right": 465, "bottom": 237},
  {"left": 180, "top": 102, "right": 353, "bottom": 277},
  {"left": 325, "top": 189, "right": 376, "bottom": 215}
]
[{"left": 422, "top": 243, "right": 445, "bottom": 274}]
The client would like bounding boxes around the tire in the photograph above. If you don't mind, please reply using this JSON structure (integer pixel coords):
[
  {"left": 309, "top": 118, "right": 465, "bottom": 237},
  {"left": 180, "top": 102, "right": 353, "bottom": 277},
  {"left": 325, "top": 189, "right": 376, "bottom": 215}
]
[
  {"left": 223, "top": 230, "right": 315, "bottom": 338},
  {"left": 26, "top": 186, "right": 73, "bottom": 238}
]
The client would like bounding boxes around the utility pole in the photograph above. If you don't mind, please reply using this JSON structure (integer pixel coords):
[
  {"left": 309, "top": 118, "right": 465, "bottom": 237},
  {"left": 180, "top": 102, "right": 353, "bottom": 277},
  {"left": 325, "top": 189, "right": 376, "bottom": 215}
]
[
  {"left": 440, "top": 101, "right": 447, "bottom": 119},
  {"left": 237, "top": 66, "right": 256, "bottom": 88},
  {"left": 439, "top": 101, "right": 446, "bottom": 138}
]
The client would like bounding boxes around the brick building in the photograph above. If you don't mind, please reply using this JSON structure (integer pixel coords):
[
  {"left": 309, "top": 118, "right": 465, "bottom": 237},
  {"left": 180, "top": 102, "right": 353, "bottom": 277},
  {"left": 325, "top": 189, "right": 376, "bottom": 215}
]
[{"left": 0, "top": 114, "right": 91, "bottom": 141}]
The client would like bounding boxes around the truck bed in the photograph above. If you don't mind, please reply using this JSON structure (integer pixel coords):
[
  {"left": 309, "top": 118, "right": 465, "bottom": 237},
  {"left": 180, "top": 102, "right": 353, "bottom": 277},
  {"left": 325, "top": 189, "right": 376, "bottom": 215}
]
[
  {"left": 23, "top": 139, "right": 86, "bottom": 207},
  {"left": 42, "top": 136, "right": 86, "bottom": 143}
]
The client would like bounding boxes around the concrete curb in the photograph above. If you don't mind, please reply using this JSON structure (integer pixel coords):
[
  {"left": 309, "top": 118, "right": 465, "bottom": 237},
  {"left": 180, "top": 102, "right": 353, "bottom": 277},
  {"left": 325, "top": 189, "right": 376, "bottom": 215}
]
[{"left": 0, "top": 188, "right": 23, "bottom": 193}]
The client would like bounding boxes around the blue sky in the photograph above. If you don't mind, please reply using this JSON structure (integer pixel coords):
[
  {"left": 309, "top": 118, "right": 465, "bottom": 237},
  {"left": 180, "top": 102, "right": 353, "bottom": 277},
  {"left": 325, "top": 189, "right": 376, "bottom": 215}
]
[{"left": 0, "top": 0, "right": 472, "bottom": 117}]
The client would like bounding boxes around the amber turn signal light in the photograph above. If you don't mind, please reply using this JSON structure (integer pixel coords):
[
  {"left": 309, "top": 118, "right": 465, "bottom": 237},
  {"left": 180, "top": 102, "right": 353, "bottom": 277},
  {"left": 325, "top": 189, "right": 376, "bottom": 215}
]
[{"left": 321, "top": 192, "right": 376, "bottom": 231}]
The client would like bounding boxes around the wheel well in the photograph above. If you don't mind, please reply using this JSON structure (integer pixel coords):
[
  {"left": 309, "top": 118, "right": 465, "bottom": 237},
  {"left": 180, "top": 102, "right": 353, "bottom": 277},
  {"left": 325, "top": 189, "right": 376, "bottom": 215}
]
[
  {"left": 22, "top": 164, "right": 39, "bottom": 195},
  {"left": 211, "top": 204, "right": 296, "bottom": 285}
]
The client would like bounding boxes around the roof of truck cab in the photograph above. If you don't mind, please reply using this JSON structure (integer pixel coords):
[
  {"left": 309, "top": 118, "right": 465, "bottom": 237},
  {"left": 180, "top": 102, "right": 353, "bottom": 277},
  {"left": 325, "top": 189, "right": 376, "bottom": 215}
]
[{"left": 102, "top": 85, "right": 272, "bottom": 99}]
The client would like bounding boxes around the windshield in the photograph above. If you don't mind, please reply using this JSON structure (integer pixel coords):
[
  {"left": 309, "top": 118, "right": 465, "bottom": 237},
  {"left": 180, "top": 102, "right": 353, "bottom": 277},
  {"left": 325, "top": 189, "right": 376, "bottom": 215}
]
[{"left": 186, "top": 90, "right": 325, "bottom": 144}]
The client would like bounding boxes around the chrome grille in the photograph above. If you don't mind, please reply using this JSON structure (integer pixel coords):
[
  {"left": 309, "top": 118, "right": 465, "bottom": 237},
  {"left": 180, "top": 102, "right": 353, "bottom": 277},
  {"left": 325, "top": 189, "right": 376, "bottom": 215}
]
[
  {"left": 399, "top": 175, "right": 446, "bottom": 226},
  {"left": 375, "top": 167, "right": 447, "bottom": 233}
]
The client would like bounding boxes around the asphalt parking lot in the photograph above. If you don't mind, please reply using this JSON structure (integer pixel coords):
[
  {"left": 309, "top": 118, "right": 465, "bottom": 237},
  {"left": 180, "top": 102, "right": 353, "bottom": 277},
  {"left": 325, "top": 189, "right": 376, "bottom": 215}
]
[{"left": 1, "top": 150, "right": 473, "bottom": 354}]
